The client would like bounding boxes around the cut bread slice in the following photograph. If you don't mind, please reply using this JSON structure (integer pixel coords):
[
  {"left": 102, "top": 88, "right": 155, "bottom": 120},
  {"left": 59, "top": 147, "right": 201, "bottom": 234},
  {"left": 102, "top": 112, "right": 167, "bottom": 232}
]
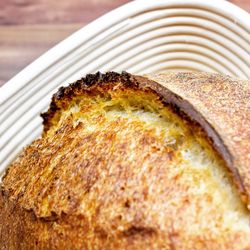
[{"left": 0, "top": 72, "right": 249, "bottom": 249}]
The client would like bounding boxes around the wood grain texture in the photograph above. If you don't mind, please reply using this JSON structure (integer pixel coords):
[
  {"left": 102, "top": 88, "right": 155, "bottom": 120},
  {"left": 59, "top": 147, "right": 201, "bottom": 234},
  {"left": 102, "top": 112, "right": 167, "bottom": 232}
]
[
  {"left": 0, "top": 0, "right": 249, "bottom": 86},
  {"left": 0, "top": 24, "right": 82, "bottom": 86},
  {"left": 0, "top": 0, "right": 130, "bottom": 24},
  {"left": 231, "top": 0, "right": 250, "bottom": 12},
  {"left": 0, "top": 0, "right": 130, "bottom": 86}
]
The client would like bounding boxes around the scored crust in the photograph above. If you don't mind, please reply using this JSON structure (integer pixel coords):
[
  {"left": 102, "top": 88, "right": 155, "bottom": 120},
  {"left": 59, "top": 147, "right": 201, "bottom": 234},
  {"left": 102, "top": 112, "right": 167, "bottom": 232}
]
[
  {"left": 143, "top": 72, "right": 250, "bottom": 206},
  {"left": 42, "top": 71, "right": 250, "bottom": 205},
  {"left": 0, "top": 71, "right": 249, "bottom": 249}
]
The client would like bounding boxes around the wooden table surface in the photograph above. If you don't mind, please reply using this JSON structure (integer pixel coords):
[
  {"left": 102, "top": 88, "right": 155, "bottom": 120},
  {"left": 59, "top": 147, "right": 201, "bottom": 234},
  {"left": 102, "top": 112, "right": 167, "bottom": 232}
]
[{"left": 0, "top": 0, "right": 249, "bottom": 86}]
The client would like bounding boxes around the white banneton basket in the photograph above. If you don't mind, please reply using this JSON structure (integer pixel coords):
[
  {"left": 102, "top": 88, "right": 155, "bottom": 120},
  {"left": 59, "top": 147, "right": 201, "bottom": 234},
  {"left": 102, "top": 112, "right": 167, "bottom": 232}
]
[{"left": 0, "top": 0, "right": 250, "bottom": 177}]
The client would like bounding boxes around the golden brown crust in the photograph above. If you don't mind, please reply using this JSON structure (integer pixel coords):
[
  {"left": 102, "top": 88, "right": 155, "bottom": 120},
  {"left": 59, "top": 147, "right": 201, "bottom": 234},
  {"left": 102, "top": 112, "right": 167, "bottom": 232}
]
[
  {"left": 0, "top": 72, "right": 249, "bottom": 249},
  {"left": 41, "top": 72, "right": 135, "bottom": 134},
  {"left": 144, "top": 72, "right": 250, "bottom": 205},
  {"left": 42, "top": 71, "right": 250, "bottom": 204},
  {"left": 1, "top": 196, "right": 248, "bottom": 250}
]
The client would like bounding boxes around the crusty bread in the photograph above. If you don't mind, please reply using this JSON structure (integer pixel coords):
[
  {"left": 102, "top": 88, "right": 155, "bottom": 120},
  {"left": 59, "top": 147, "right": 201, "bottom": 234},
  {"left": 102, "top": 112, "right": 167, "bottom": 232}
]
[{"left": 0, "top": 72, "right": 249, "bottom": 249}]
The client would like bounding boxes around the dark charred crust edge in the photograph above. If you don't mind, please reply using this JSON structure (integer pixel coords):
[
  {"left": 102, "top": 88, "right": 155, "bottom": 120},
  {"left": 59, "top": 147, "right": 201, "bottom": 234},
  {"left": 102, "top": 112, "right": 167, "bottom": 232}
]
[
  {"left": 134, "top": 75, "right": 247, "bottom": 201},
  {"left": 41, "top": 71, "right": 136, "bottom": 133},
  {"left": 41, "top": 71, "right": 247, "bottom": 203}
]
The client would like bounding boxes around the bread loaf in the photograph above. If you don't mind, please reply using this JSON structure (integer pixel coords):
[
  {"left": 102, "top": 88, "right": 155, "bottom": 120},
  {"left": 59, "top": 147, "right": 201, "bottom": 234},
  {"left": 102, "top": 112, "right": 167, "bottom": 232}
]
[{"left": 0, "top": 72, "right": 249, "bottom": 249}]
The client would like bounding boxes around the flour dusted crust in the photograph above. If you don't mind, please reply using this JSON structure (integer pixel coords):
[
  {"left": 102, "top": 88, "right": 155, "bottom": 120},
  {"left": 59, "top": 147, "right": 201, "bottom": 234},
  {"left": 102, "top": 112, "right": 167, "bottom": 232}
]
[
  {"left": 144, "top": 72, "right": 250, "bottom": 204},
  {"left": 0, "top": 72, "right": 249, "bottom": 249}
]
